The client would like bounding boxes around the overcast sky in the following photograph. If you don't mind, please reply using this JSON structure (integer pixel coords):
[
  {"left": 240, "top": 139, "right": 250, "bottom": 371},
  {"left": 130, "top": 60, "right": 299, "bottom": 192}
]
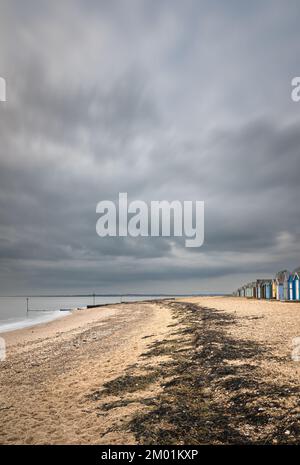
[{"left": 0, "top": 0, "right": 300, "bottom": 295}]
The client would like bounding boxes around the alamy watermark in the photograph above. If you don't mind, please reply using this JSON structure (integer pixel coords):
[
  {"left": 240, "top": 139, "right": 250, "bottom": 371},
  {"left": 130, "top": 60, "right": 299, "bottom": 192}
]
[
  {"left": 96, "top": 193, "right": 204, "bottom": 248},
  {"left": 291, "top": 77, "right": 300, "bottom": 102},
  {"left": 0, "top": 76, "right": 6, "bottom": 102},
  {"left": 0, "top": 337, "right": 6, "bottom": 361}
]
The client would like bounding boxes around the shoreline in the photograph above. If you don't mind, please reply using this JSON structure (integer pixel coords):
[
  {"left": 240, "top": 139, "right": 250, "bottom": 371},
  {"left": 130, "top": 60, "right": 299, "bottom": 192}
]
[
  {"left": 0, "top": 296, "right": 177, "bottom": 336},
  {"left": 0, "top": 310, "right": 71, "bottom": 335}
]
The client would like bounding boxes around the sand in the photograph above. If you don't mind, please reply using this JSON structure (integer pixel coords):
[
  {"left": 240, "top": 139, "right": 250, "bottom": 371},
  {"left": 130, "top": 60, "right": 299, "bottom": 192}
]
[
  {"left": 0, "top": 301, "right": 174, "bottom": 444},
  {"left": 179, "top": 296, "right": 300, "bottom": 384},
  {"left": 1, "top": 297, "right": 300, "bottom": 444}
]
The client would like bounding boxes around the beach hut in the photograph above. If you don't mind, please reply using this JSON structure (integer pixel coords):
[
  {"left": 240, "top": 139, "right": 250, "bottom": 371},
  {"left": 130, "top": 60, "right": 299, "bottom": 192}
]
[
  {"left": 263, "top": 280, "right": 272, "bottom": 300},
  {"left": 275, "top": 270, "right": 290, "bottom": 301},
  {"left": 252, "top": 282, "right": 257, "bottom": 298},
  {"left": 284, "top": 273, "right": 290, "bottom": 301},
  {"left": 256, "top": 280, "right": 263, "bottom": 299},
  {"left": 238, "top": 287, "right": 245, "bottom": 297},
  {"left": 245, "top": 283, "right": 251, "bottom": 298},
  {"left": 245, "top": 282, "right": 256, "bottom": 298},
  {"left": 245, "top": 283, "right": 249, "bottom": 298},
  {"left": 288, "top": 273, "right": 294, "bottom": 300},
  {"left": 256, "top": 280, "right": 262, "bottom": 299},
  {"left": 256, "top": 279, "right": 272, "bottom": 299},
  {"left": 293, "top": 268, "right": 300, "bottom": 301},
  {"left": 272, "top": 279, "right": 277, "bottom": 299}
]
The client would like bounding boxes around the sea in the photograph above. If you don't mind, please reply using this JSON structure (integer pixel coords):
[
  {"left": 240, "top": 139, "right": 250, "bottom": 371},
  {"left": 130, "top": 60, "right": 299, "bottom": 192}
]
[{"left": 0, "top": 295, "right": 174, "bottom": 333}]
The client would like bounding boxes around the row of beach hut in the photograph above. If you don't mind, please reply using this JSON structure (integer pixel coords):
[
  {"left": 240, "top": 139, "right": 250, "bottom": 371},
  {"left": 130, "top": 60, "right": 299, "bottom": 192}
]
[{"left": 235, "top": 268, "right": 300, "bottom": 301}]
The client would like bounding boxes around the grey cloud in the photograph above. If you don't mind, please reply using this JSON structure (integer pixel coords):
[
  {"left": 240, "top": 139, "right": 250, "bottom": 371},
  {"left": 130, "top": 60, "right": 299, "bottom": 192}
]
[{"left": 0, "top": 0, "right": 300, "bottom": 294}]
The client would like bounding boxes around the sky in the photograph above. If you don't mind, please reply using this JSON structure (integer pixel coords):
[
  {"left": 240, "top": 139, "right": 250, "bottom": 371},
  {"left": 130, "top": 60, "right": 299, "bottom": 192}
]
[{"left": 0, "top": 0, "right": 300, "bottom": 295}]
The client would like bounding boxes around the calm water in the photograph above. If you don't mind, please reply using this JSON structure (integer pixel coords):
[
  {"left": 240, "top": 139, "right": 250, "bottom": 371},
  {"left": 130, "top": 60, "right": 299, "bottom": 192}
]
[{"left": 0, "top": 295, "right": 172, "bottom": 333}]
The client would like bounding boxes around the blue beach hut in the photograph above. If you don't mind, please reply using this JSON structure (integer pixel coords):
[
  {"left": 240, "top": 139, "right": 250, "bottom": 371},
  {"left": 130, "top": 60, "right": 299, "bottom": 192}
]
[
  {"left": 245, "top": 283, "right": 251, "bottom": 298},
  {"left": 256, "top": 279, "right": 270, "bottom": 299},
  {"left": 256, "top": 280, "right": 262, "bottom": 299},
  {"left": 293, "top": 268, "right": 300, "bottom": 301},
  {"left": 275, "top": 270, "right": 290, "bottom": 301},
  {"left": 288, "top": 273, "right": 294, "bottom": 300},
  {"left": 263, "top": 280, "right": 272, "bottom": 300},
  {"left": 245, "top": 282, "right": 256, "bottom": 298}
]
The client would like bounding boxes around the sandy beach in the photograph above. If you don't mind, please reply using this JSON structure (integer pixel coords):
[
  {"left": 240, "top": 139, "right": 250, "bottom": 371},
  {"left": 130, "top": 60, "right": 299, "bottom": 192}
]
[
  {"left": 0, "top": 301, "right": 174, "bottom": 444},
  {"left": 1, "top": 297, "right": 300, "bottom": 444}
]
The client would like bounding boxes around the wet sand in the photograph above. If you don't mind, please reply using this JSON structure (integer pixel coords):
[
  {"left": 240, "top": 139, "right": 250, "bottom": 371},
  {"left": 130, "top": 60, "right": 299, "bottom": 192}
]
[{"left": 1, "top": 297, "right": 300, "bottom": 444}]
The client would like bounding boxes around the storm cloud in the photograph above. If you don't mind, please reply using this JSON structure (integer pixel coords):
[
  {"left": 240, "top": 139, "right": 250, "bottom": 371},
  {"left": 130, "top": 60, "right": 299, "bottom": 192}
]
[{"left": 0, "top": 0, "right": 300, "bottom": 294}]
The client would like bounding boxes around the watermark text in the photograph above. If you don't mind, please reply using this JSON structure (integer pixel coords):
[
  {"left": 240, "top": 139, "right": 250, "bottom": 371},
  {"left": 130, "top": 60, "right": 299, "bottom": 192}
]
[
  {"left": 291, "top": 77, "right": 300, "bottom": 102},
  {"left": 96, "top": 193, "right": 204, "bottom": 248}
]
